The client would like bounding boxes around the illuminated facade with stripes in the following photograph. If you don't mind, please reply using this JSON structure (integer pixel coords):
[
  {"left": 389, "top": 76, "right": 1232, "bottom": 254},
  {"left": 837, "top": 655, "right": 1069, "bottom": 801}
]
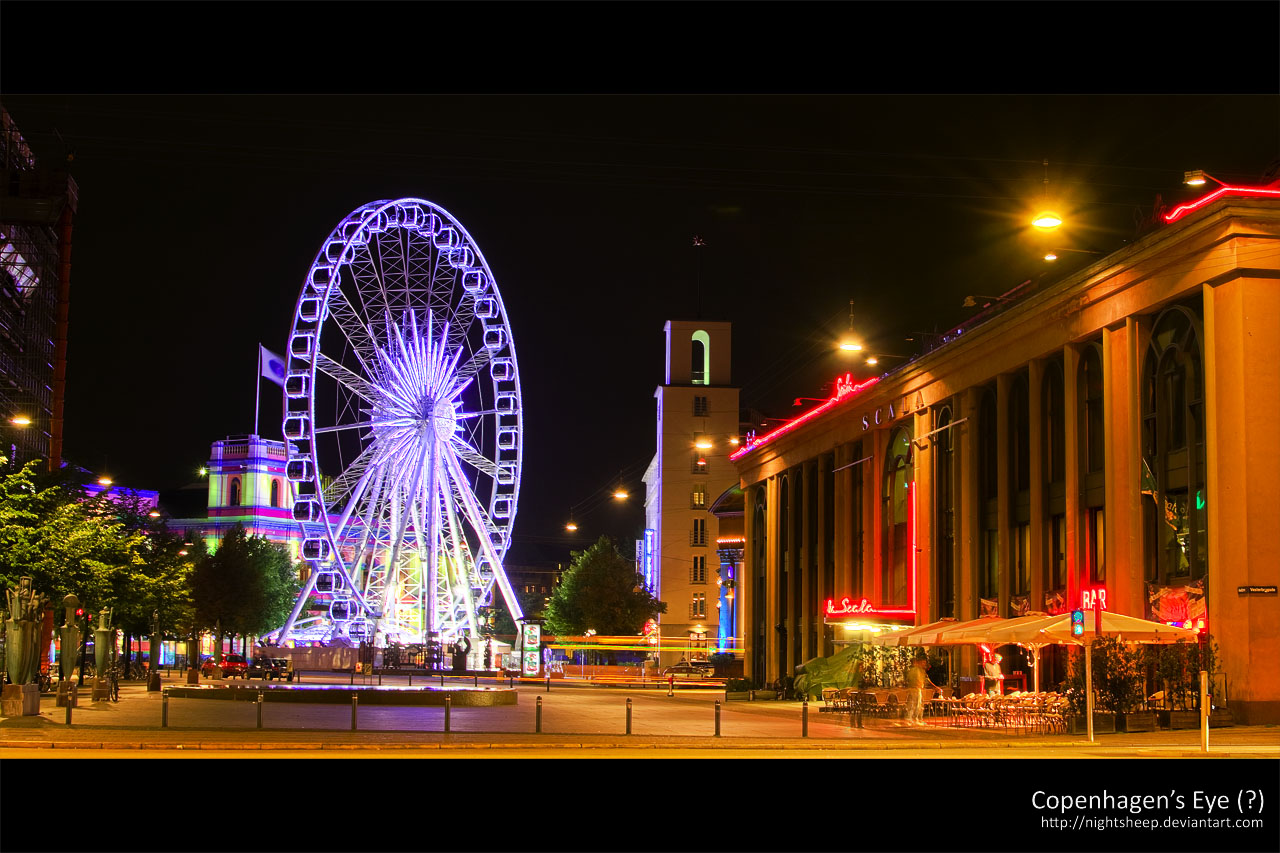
[{"left": 731, "top": 188, "right": 1280, "bottom": 723}]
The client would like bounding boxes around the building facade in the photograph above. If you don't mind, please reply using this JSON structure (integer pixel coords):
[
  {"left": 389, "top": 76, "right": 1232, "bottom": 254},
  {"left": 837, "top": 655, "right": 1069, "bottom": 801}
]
[
  {"left": 0, "top": 106, "right": 77, "bottom": 470},
  {"left": 642, "top": 320, "right": 741, "bottom": 663},
  {"left": 731, "top": 188, "right": 1280, "bottom": 723}
]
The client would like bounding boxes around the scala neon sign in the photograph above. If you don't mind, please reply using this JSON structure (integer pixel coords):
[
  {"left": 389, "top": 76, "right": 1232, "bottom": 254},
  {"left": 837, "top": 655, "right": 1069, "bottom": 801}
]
[{"left": 825, "top": 597, "right": 915, "bottom": 617}]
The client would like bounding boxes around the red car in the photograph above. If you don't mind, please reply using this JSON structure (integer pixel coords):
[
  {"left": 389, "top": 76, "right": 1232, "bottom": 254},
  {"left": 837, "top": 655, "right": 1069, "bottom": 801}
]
[{"left": 201, "top": 653, "right": 248, "bottom": 679}]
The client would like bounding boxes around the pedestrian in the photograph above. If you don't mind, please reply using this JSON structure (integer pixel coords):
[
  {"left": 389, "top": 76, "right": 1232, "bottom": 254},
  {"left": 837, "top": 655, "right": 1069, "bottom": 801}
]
[
  {"left": 984, "top": 652, "right": 1004, "bottom": 696},
  {"left": 904, "top": 653, "right": 939, "bottom": 726},
  {"left": 483, "top": 638, "right": 493, "bottom": 670}
]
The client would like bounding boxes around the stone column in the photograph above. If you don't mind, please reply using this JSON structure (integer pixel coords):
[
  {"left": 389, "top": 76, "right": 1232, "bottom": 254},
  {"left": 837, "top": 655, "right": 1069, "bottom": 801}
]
[
  {"left": 765, "top": 475, "right": 781, "bottom": 684},
  {"left": 1063, "top": 344, "right": 1083, "bottom": 610},
  {"left": 913, "top": 409, "right": 933, "bottom": 621},
  {"left": 742, "top": 483, "right": 758, "bottom": 684},
  {"left": 816, "top": 453, "right": 832, "bottom": 657},
  {"left": 1028, "top": 359, "right": 1046, "bottom": 613},
  {"left": 996, "top": 373, "right": 1013, "bottom": 617},
  {"left": 801, "top": 459, "right": 816, "bottom": 662},
  {"left": 1204, "top": 277, "right": 1280, "bottom": 724}
]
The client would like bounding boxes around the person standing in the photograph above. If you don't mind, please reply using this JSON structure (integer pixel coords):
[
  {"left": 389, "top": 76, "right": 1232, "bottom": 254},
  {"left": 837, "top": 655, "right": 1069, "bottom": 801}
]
[
  {"left": 983, "top": 652, "right": 1004, "bottom": 697},
  {"left": 904, "top": 653, "right": 939, "bottom": 726}
]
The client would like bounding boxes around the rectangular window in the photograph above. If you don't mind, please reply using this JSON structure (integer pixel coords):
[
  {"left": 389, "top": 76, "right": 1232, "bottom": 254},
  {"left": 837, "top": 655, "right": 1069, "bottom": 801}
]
[
  {"left": 1014, "top": 523, "right": 1030, "bottom": 595},
  {"left": 1051, "top": 514, "right": 1066, "bottom": 590},
  {"left": 1090, "top": 507, "right": 1106, "bottom": 584},
  {"left": 690, "top": 593, "right": 706, "bottom": 619},
  {"left": 691, "top": 453, "right": 708, "bottom": 474},
  {"left": 691, "top": 484, "right": 706, "bottom": 508},
  {"left": 981, "top": 530, "right": 999, "bottom": 600},
  {"left": 691, "top": 517, "right": 707, "bottom": 546},
  {"left": 693, "top": 396, "right": 709, "bottom": 417},
  {"left": 691, "top": 556, "right": 707, "bottom": 584}
]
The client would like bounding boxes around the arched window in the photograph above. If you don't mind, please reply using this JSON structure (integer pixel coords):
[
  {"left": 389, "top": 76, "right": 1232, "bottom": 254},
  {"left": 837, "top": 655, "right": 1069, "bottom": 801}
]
[
  {"left": 1142, "top": 304, "right": 1206, "bottom": 584},
  {"left": 270, "top": 479, "right": 280, "bottom": 508},
  {"left": 934, "top": 406, "right": 955, "bottom": 618},
  {"left": 229, "top": 477, "right": 241, "bottom": 507},
  {"left": 881, "top": 426, "right": 914, "bottom": 606},
  {"left": 691, "top": 330, "right": 710, "bottom": 385}
]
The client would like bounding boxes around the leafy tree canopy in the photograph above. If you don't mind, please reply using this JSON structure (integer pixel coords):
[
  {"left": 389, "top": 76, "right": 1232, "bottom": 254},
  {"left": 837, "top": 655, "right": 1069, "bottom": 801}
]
[
  {"left": 543, "top": 535, "right": 665, "bottom": 637},
  {"left": 190, "top": 524, "right": 301, "bottom": 637}
]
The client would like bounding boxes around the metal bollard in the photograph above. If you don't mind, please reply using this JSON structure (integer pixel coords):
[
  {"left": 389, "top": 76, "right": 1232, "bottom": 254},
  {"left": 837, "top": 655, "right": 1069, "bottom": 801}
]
[
  {"left": 350, "top": 669, "right": 354, "bottom": 685},
  {"left": 626, "top": 697, "right": 632, "bottom": 735},
  {"left": 161, "top": 691, "right": 168, "bottom": 727},
  {"left": 257, "top": 691, "right": 264, "bottom": 729},
  {"left": 440, "top": 672, "right": 444, "bottom": 687},
  {"left": 802, "top": 699, "right": 809, "bottom": 738},
  {"left": 535, "top": 695, "right": 542, "bottom": 733},
  {"left": 408, "top": 674, "right": 412, "bottom": 686},
  {"left": 351, "top": 694, "right": 358, "bottom": 731},
  {"left": 445, "top": 694, "right": 452, "bottom": 733},
  {"left": 667, "top": 676, "right": 674, "bottom": 697},
  {"left": 474, "top": 674, "right": 478, "bottom": 687},
  {"left": 545, "top": 675, "right": 550, "bottom": 693},
  {"left": 378, "top": 672, "right": 382, "bottom": 686},
  {"left": 66, "top": 701, "right": 72, "bottom": 727},
  {"left": 715, "top": 700, "right": 721, "bottom": 737}
]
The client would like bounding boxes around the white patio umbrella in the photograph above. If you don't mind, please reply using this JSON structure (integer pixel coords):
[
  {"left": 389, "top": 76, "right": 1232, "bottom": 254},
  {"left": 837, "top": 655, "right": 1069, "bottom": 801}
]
[
  {"left": 985, "top": 610, "right": 1199, "bottom": 741},
  {"left": 869, "top": 618, "right": 958, "bottom": 647},
  {"left": 927, "top": 616, "right": 1006, "bottom": 646}
]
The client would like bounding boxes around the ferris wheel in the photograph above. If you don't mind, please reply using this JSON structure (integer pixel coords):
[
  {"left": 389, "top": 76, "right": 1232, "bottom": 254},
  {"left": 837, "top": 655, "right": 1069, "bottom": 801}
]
[{"left": 276, "top": 198, "right": 524, "bottom": 646}]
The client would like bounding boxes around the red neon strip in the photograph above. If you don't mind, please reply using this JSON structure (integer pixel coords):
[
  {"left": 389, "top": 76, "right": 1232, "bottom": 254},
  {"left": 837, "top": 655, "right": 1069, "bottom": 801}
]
[
  {"left": 729, "top": 376, "right": 879, "bottom": 460},
  {"left": 1162, "top": 185, "right": 1280, "bottom": 223},
  {"left": 910, "top": 479, "right": 917, "bottom": 616}
]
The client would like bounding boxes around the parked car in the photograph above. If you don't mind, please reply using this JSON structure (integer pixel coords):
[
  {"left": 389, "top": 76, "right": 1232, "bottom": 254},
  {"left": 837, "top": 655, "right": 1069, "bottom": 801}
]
[
  {"left": 201, "top": 653, "right": 248, "bottom": 679},
  {"left": 663, "top": 660, "right": 715, "bottom": 679},
  {"left": 247, "top": 656, "right": 293, "bottom": 681}
]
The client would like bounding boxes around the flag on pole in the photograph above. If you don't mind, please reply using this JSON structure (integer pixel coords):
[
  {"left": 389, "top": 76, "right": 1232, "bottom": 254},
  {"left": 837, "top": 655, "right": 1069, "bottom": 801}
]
[{"left": 259, "top": 345, "right": 286, "bottom": 387}]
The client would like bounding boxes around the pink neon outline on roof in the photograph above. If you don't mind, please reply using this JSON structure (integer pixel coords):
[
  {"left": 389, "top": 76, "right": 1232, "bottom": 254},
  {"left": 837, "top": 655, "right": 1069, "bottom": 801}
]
[
  {"left": 729, "top": 374, "right": 880, "bottom": 461},
  {"left": 1162, "top": 185, "right": 1280, "bottom": 223}
]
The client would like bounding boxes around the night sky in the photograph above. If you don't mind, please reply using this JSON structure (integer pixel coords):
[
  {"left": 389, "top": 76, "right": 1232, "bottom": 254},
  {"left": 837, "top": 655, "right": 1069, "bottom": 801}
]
[{"left": 3, "top": 3, "right": 1278, "bottom": 569}]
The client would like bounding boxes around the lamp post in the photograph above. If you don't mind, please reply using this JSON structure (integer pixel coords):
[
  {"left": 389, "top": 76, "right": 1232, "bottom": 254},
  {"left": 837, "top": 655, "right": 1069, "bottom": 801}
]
[
  {"left": 77, "top": 608, "right": 89, "bottom": 687},
  {"left": 149, "top": 609, "right": 160, "bottom": 690}
]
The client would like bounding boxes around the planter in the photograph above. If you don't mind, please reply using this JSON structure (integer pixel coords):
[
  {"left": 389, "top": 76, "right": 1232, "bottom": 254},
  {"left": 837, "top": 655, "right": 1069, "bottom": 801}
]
[
  {"left": 1209, "top": 709, "right": 1234, "bottom": 728},
  {"left": 1167, "top": 710, "right": 1199, "bottom": 730},
  {"left": 1116, "top": 712, "right": 1158, "bottom": 732},
  {"left": 753, "top": 690, "right": 778, "bottom": 700},
  {"left": 1067, "top": 712, "right": 1115, "bottom": 735},
  {"left": 724, "top": 691, "right": 752, "bottom": 701}
]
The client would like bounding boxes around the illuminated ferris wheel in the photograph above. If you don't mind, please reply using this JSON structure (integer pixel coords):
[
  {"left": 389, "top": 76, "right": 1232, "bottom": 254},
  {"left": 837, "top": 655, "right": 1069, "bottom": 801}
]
[{"left": 276, "top": 198, "right": 524, "bottom": 646}]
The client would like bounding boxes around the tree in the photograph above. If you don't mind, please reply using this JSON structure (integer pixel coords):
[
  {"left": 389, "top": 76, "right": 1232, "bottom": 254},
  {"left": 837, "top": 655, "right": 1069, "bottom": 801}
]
[
  {"left": 543, "top": 535, "right": 666, "bottom": 637},
  {"left": 190, "top": 524, "right": 301, "bottom": 649}
]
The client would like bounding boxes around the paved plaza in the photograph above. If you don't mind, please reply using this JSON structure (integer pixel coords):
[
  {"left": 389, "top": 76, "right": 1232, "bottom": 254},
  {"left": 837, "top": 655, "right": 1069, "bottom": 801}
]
[{"left": 1, "top": 670, "right": 1277, "bottom": 757}]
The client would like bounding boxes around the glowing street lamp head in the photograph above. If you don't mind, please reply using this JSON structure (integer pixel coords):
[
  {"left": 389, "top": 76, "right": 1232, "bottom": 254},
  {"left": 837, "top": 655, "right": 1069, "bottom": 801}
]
[
  {"left": 1032, "top": 211, "right": 1063, "bottom": 229},
  {"left": 1183, "top": 170, "right": 1207, "bottom": 187},
  {"left": 694, "top": 439, "right": 713, "bottom": 450},
  {"left": 866, "top": 356, "right": 879, "bottom": 366},
  {"left": 613, "top": 490, "right": 629, "bottom": 500},
  {"left": 565, "top": 521, "right": 578, "bottom": 532},
  {"left": 98, "top": 477, "right": 113, "bottom": 487},
  {"left": 839, "top": 341, "right": 863, "bottom": 352},
  {"left": 1044, "top": 251, "right": 1058, "bottom": 261},
  {"left": 10, "top": 415, "right": 31, "bottom": 426}
]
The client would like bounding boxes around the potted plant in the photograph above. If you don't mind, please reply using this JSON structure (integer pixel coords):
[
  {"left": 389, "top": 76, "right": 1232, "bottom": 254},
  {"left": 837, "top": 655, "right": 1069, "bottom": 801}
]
[
  {"left": 1065, "top": 640, "right": 1116, "bottom": 735},
  {"left": 1110, "top": 642, "right": 1156, "bottom": 732},
  {"left": 723, "top": 677, "right": 754, "bottom": 701}
]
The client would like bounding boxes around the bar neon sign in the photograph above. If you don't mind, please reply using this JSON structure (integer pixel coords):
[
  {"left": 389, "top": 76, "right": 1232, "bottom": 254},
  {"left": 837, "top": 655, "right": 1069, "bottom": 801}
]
[
  {"left": 730, "top": 373, "right": 879, "bottom": 460},
  {"left": 1079, "top": 586, "right": 1107, "bottom": 611}
]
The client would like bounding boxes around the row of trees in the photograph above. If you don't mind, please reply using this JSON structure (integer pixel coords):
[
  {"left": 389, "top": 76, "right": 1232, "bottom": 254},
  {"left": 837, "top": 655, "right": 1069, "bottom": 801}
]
[{"left": 0, "top": 460, "right": 299, "bottom": 662}]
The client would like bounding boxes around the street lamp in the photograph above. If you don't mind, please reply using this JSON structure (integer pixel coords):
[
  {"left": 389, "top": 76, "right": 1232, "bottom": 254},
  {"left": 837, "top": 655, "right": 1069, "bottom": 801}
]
[
  {"left": 1043, "top": 247, "right": 1101, "bottom": 262},
  {"left": 1183, "top": 170, "right": 1225, "bottom": 188}
]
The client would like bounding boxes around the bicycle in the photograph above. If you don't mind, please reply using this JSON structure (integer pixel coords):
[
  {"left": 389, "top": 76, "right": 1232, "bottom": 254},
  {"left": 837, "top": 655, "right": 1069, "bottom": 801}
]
[{"left": 107, "top": 662, "right": 121, "bottom": 702}]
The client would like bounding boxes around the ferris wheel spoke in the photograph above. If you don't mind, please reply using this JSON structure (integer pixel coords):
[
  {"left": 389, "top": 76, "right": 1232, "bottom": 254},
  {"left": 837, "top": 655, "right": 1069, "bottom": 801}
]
[
  {"left": 449, "top": 438, "right": 499, "bottom": 479},
  {"left": 324, "top": 289, "right": 381, "bottom": 373},
  {"left": 441, "top": 445, "right": 522, "bottom": 622},
  {"left": 315, "top": 352, "right": 379, "bottom": 405}
]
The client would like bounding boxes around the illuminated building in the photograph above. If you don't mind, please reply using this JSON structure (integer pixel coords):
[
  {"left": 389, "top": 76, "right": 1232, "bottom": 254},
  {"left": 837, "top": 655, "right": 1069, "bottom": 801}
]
[
  {"left": 167, "top": 434, "right": 303, "bottom": 561},
  {"left": 0, "top": 105, "right": 77, "bottom": 469},
  {"left": 641, "top": 320, "right": 741, "bottom": 663},
  {"left": 731, "top": 186, "right": 1280, "bottom": 723}
]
